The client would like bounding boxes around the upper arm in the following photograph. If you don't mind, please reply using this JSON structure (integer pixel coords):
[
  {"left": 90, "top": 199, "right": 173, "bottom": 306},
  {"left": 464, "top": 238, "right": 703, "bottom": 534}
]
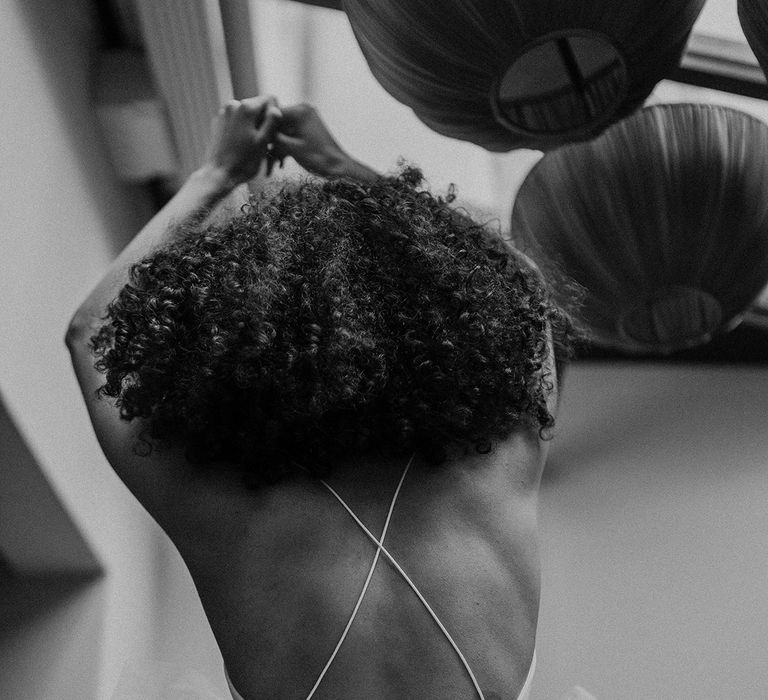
[
  {"left": 65, "top": 323, "right": 198, "bottom": 522},
  {"left": 67, "top": 325, "right": 256, "bottom": 567}
]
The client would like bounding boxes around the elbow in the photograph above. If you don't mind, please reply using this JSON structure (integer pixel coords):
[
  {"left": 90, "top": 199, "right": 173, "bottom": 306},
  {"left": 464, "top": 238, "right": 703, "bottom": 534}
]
[{"left": 65, "top": 312, "right": 93, "bottom": 351}]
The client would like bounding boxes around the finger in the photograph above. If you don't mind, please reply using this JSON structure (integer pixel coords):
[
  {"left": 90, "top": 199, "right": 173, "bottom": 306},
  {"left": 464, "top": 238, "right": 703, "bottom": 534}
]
[
  {"left": 257, "top": 107, "right": 282, "bottom": 141},
  {"left": 273, "top": 132, "right": 302, "bottom": 150},
  {"left": 276, "top": 102, "right": 312, "bottom": 129},
  {"left": 221, "top": 99, "right": 241, "bottom": 115},
  {"left": 269, "top": 138, "right": 289, "bottom": 165},
  {"left": 282, "top": 102, "right": 314, "bottom": 118},
  {"left": 277, "top": 104, "right": 300, "bottom": 122},
  {"left": 269, "top": 141, "right": 285, "bottom": 160},
  {"left": 266, "top": 104, "right": 283, "bottom": 121},
  {"left": 259, "top": 105, "right": 283, "bottom": 134},
  {"left": 236, "top": 99, "right": 268, "bottom": 127},
  {"left": 239, "top": 95, "right": 278, "bottom": 120}
]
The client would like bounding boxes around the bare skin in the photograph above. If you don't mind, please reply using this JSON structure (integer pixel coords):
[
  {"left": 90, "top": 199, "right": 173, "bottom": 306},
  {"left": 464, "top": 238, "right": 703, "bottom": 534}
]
[
  {"left": 168, "top": 429, "right": 546, "bottom": 700},
  {"left": 67, "top": 96, "right": 555, "bottom": 699}
]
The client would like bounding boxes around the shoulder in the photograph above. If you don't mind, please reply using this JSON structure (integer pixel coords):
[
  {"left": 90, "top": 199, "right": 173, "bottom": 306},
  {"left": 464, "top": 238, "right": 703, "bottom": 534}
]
[{"left": 156, "top": 470, "right": 337, "bottom": 574}]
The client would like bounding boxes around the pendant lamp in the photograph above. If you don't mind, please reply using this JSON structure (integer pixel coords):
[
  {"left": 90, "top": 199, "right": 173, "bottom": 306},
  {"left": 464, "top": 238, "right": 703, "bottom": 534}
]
[
  {"left": 739, "top": 0, "right": 768, "bottom": 76},
  {"left": 340, "top": 0, "right": 705, "bottom": 151},
  {"left": 511, "top": 104, "right": 768, "bottom": 354}
]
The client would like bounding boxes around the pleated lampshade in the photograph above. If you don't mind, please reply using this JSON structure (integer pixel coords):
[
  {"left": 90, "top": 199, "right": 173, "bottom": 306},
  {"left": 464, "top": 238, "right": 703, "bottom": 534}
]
[
  {"left": 739, "top": 0, "right": 768, "bottom": 76},
  {"left": 341, "top": 0, "right": 705, "bottom": 151},
  {"left": 511, "top": 104, "right": 768, "bottom": 354}
]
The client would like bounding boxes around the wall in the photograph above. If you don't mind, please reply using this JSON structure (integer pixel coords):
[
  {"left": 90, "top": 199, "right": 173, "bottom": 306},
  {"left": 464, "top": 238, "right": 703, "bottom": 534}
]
[
  {"left": 694, "top": 0, "right": 743, "bottom": 41},
  {"left": 0, "top": 1, "right": 222, "bottom": 698},
  {"left": 534, "top": 364, "right": 768, "bottom": 699}
]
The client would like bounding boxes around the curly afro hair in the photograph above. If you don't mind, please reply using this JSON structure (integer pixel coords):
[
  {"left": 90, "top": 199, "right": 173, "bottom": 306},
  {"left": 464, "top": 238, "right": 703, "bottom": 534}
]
[{"left": 92, "top": 168, "right": 577, "bottom": 485}]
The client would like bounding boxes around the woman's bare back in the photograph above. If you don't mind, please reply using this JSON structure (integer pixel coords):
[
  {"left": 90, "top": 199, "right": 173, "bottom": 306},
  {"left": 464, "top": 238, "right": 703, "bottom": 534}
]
[{"left": 154, "top": 429, "right": 546, "bottom": 699}]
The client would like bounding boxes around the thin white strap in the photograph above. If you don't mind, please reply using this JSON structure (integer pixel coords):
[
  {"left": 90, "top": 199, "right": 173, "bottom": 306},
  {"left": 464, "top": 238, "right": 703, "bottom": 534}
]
[
  {"left": 304, "top": 453, "right": 415, "bottom": 700},
  {"left": 320, "top": 464, "right": 486, "bottom": 700}
]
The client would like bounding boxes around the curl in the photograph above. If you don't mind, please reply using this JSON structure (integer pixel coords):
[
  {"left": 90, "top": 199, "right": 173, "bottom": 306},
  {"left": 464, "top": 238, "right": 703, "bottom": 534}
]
[{"left": 91, "top": 167, "right": 579, "bottom": 486}]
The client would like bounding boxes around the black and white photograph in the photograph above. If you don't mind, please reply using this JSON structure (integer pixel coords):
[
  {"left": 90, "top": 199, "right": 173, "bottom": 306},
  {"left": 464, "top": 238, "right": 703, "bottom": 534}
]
[{"left": 1, "top": 1, "right": 768, "bottom": 698}]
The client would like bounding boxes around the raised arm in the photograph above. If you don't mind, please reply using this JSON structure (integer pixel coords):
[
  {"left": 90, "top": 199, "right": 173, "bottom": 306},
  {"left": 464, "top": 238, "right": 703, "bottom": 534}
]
[
  {"left": 272, "top": 103, "right": 381, "bottom": 182},
  {"left": 67, "top": 96, "right": 281, "bottom": 340},
  {"left": 64, "top": 96, "right": 280, "bottom": 510}
]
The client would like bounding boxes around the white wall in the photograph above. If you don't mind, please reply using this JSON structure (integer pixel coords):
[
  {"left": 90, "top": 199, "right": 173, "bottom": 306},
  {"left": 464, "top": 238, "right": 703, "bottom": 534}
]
[
  {"left": 0, "top": 1, "right": 222, "bottom": 698},
  {"left": 535, "top": 364, "right": 768, "bottom": 700},
  {"left": 694, "top": 0, "right": 744, "bottom": 42}
]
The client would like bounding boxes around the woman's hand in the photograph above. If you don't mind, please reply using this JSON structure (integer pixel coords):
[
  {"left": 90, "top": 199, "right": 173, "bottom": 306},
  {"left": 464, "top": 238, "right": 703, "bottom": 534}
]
[
  {"left": 203, "top": 96, "right": 282, "bottom": 188},
  {"left": 272, "top": 103, "right": 346, "bottom": 176},
  {"left": 273, "top": 103, "right": 380, "bottom": 182}
]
